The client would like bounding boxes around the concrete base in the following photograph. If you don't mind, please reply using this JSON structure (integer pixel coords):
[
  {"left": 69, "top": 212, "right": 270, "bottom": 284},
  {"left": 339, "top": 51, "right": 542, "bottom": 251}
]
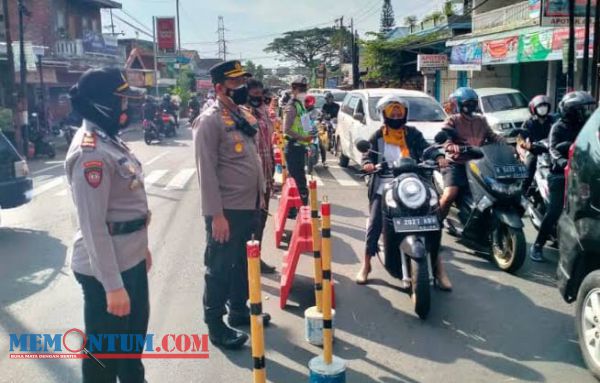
[{"left": 308, "top": 355, "right": 346, "bottom": 382}]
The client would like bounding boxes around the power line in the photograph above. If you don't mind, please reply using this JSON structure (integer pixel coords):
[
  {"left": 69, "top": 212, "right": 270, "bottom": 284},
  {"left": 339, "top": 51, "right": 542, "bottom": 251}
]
[
  {"left": 117, "top": 8, "right": 152, "bottom": 34},
  {"left": 111, "top": 14, "right": 153, "bottom": 38}
]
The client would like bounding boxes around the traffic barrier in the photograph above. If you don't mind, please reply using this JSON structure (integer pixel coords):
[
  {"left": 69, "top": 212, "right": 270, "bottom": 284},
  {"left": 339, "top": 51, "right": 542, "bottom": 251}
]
[
  {"left": 247, "top": 240, "right": 267, "bottom": 383},
  {"left": 274, "top": 178, "right": 302, "bottom": 248},
  {"left": 280, "top": 206, "right": 313, "bottom": 309},
  {"left": 309, "top": 200, "right": 346, "bottom": 382}
]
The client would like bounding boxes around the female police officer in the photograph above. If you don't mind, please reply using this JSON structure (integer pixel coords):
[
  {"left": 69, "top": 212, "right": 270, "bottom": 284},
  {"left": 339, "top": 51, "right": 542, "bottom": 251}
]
[{"left": 65, "top": 67, "right": 151, "bottom": 382}]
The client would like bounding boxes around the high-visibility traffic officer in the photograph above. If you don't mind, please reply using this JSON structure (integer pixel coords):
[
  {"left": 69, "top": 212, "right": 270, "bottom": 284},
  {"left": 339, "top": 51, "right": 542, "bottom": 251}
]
[
  {"left": 194, "top": 60, "right": 271, "bottom": 350},
  {"left": 283, "top": 75, "right": 312, "bottom": 206},
  {"left": 65, "top": 67, "right": 151, "bottom": 382}
]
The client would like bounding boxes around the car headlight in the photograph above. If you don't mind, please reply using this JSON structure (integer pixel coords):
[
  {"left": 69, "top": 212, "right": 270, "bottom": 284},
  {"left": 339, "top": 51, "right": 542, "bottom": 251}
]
[
  {"left": 396, "top": 177, "right": 427, "bottom": 209},
  {"left": 494, "top": 122, "right": 513, "bottom": 131}
]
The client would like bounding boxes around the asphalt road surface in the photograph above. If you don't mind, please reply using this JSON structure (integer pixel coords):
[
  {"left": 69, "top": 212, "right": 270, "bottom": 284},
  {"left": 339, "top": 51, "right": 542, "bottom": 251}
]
[{"left": 0, "top": 123, "right": 595, "bottom": 383}]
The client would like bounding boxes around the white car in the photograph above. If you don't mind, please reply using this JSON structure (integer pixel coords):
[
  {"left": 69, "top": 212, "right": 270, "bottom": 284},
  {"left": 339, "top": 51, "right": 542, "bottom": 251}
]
[
  {"left": 474, "top": 88, "right": 531, "bottom": 139},
  {"left": 336, "top": 88, "right": 447, "bottom": 167},
  {"left": 308, "top": 88, "right": 348, "bottom": 106}
]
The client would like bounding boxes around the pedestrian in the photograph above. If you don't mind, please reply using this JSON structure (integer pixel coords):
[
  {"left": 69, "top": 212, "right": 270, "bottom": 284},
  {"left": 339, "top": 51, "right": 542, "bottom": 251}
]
[
  {"left": 65, "top": 67, "right": 151, "bottom": 382},
  {"left": 246, "top": 78, "right": 277, "bottom": 274},
  {"left": 283, "top": 76, "right": 313, "bottom": 206},
  {"left": 193, "top": 60, "right": 271, "bottom": 350}
]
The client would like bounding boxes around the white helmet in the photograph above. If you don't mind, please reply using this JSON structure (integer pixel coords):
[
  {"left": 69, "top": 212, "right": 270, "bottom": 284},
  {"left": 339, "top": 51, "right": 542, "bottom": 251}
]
[{"left": 376, "top": 95, "right": 409, "bottom": 122}]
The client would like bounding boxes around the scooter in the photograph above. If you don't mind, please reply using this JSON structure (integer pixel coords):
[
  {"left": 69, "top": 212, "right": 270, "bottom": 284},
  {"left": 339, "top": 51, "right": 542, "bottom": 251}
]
[
  {"left": 143, "top": 118, "right": 161, "bottom": 145},
  {"left": 434, "top": 130, "right": 528, "bottom": 273},
  {"left": 159, "top": 110, "right": 177, "bottom": 138},
  {"left": 356, "top": 139, "right": 442, "bottom": 319}
]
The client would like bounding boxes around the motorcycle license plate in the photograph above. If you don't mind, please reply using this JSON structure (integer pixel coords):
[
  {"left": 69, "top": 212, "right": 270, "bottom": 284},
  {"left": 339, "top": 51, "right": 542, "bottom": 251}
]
[
  {"left": 392, "top": 216, "right": 440, "bottom": 233},
  {"left": 494, "top": 164, "right": 528, "bottom": 179}
]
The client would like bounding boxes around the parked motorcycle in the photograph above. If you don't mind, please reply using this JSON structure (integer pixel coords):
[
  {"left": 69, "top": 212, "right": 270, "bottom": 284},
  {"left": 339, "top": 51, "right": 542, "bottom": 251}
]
[
  {"left": 143, "top": 118, "right": 161, "bottom": 145},
  {"left": 28, "top": 113, "right": 55, "bottom": 159},
  {"left": 159, "top": 110, "right": 177, "bottom": 138},
  {"left": 434, "top": 130, "right": 528, "bottom": 273},
  {"left": 356, "top": 139, "right": 442, "bottom": 319}
]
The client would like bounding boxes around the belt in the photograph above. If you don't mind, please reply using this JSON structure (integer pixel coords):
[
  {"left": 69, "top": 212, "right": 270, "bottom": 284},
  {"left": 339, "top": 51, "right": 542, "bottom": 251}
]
[{"left": 107, "top": 215, "right": 149, "bottom": 236}]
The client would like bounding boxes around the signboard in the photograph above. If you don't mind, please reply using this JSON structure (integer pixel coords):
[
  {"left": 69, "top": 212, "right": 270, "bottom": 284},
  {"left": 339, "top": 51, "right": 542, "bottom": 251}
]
[
  {"left": 125, "top": 70, "right": 145, "bottom": 87},
  {"left": 449, "top": 43, "right": 482, "bottom": 71},
  {"left": 518, "top": 29, "right": 553, "bottom": 62},
  {"left": 540, "top": 0, "right": 597, "bottom": 27},
  {"left": 196, "top": 79, "right": 213, "bottom": 90},
  {"left": 482, "top": 36, "right": 519, "bottom": 64},
  {"left": 156, "top": 17, "right": 176, "bottom": 53},
  {"left": 529, "top": 0, "right": 542, "bottom": 19},
  {"left": 417, "top": 54, "right": 448, "bottom": 71},
  {"left": 82, "top": 31, "right": 119, "bottom": 56}
]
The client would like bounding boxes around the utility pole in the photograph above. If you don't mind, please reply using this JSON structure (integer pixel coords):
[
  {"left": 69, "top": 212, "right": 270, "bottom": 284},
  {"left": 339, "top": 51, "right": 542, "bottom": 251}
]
[
  {"left": 152, "top": 16, "right": 159, "bottom": 97},
  {"left": 2, "top": 0, "right": 16, "bottom": 111},
  {"left": 217, "top": 16, "right": 227, "bottom": 61},
  {"left": 176, "top": 0, "right": 181, "bottom": 57},
  {"left": 17, "top": 0, "right": 28, "bottom": 155},
  {"left": 582, "top": 0, "right": 591, "bottom": 91},
  {"left": 567, "top": 0, "right": 575, "bottom": 90},
  {"left": 592, "top": 0, "right": 600, "bottom": 100},
  {"left": 109, "top": 9, "right": 116, "bottom": 35}
]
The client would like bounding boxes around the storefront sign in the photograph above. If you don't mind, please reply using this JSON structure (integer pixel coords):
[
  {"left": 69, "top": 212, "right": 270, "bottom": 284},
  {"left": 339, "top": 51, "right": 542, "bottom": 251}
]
[
  {"left": 529, "top": 0, "right": 542, "bottom": 19},
  {"left": 82, "top": 32, "right": 119, "bottom": 56},
  {"left": 518, "top": 29, "right": 553, "bottom": 62},
  {"left": 540, "top": 0, "right": 597, "bottom": 27},
  {"left": 449, "top": 43, "right": 482, "bottom": 71},
  {"left": 552, "top": 27, "right": 594, "bottom": 57},
  {"left": 196, "top": 79, "right": 213, "bottom": 90},
  {"left": 156, "top": 17, "right": 176, "bottom": 53},
  {"left": 482, "top": 36, "right": 519, "bottom": 64},
  {"left": 417, "top": 54, "right": 448, "bottom": 71},
  {"left": 125, "top": 71, "right": 145, "bottom": 87}
]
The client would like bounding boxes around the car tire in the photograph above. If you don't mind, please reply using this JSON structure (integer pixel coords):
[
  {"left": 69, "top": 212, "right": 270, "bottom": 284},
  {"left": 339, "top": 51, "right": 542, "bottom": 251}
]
[
  {"left": 576, "top": 270, "right": 600, "bottom": 380},
  {"left": 338, "top": 140, "right": 349, "bottom": 168}
]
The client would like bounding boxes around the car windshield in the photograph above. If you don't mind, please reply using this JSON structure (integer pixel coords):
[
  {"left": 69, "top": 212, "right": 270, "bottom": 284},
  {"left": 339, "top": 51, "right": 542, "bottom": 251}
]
[
  {"left": 368, "top": 96, "right": 446, "bottom": 122},
  {"left": 333, "top": 92, "right": 347, "bottom": 102},
  {"left": 314, "top": 95, "right": 326, "bottom": 109},
  {"left": 481, "top": 92, "right": 528, "bottom": 113}
]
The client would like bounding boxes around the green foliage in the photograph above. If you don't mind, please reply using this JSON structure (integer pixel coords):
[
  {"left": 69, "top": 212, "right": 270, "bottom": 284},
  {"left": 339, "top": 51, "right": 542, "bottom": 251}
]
[
  {"left": 171, "top": 67, "right": 193, "bottom": 108},
  {"left": 444, "top": 1, "right": 455, "bottom": 17},
  {"left": 380, "top": 0, "right": 396, "bottom": 34},
  {"left": 255, "top": 65, "right": 265, "bottom": 82},
  {"left": 245, "top": 60, "right": 257, "bottom": 76}
]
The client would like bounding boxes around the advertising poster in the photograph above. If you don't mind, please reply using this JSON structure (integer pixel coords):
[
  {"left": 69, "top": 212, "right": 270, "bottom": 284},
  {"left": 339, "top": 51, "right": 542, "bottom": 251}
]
[
  {"left": 156, "top": 17, "right": 176, "bottom": 53},
  {"left": 541, "top": 0, "right": 597, "bottom": 26},
  {"left": 518, "top": 29, "right": 554, "bottom": 62},
  {"left": 449, "top": 43, "right": 482, "bottom": 71},
  {"left": 482, "top": 36, "right": 519, "bottom": 64}
]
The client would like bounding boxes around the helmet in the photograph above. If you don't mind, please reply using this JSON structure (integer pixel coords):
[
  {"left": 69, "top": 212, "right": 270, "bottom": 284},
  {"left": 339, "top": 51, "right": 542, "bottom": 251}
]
[
  {"left": 558, "top": 91, "right": 596, "bottom": 126},
  {"left": 324, "top": 92, "right": 334, "bottom": 101},
  {"left": 304, "top": 95, "right": 316, "bottom": 109},
  {"left": 290, "top": 75, "right": 308, "bottom": 86},
  {"left": 163, "top": 94, "right": 171, "bottom": 101},
  {"left": 529, "top": 95, "right": 551, "bottom": 117},
  {"left": 453, "top": 87, "right": 479, "bottom": 115},
  {"left": 376, "top": 95, "right": 409, "bottom": 128}
]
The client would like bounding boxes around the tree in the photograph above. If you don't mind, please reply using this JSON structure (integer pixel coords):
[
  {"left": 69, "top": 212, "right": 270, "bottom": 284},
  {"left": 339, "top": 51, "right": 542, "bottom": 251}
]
[
  {"left": 444, "top": 1, "right": 455, "bottom": 17},
  {"left": 404, "top": 15, "right": 417, "bottom": 33},
  {"left": 380, "top": 0, "right": 396, "bottom": 34},
  {"left": 265, "top": 27, "right": 339, "bottom": 72},
  {"left": 244, "top": 60, "right": 257, "bottom": 76},
  {"left": 255, "top": 65, "right": 265, "bottom": 82}
]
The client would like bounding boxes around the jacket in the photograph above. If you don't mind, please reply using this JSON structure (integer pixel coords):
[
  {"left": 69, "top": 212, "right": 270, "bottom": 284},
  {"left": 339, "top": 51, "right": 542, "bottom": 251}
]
[{"left": 549, "top": 119, "right": 579, "bottom": 174}]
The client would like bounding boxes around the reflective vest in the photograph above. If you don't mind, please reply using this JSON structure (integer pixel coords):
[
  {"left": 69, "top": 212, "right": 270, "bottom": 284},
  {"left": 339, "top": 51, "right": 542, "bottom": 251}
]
[{"left": 289, "top": 100, "right": 308, "bottom": 146}]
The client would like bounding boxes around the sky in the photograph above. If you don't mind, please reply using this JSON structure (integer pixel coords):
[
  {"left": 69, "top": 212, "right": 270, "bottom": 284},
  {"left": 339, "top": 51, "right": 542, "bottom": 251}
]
[{"left": 102, "top": 0, "right": 448, "bottom": 68}]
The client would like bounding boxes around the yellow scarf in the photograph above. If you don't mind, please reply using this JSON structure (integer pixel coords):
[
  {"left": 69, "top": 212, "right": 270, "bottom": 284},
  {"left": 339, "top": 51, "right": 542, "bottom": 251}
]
[{"left": 382, "top": 126, "right": 410, "bottom": 157}]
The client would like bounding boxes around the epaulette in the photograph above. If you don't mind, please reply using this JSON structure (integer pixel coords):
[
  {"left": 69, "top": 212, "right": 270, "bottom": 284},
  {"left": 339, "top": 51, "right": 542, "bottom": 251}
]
[{"left": 81, "top": 132, "right": 97, "bottom": 150}]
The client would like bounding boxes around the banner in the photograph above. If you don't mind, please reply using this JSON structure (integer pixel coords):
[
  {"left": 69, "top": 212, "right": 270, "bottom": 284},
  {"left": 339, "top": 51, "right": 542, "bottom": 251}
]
[
  {"left": 541, "top": 0, "right": 597, "bottom": 27},
  {"left": 156, "top": 17, "right": 176, "bottom": 53},
  {"left": 82, "top": 32, "right": 119, "bottom": 56},
  {"left": 518, "top": 29, "right": 553, "bottom": 62},
  {"left": 449, "top": 43, "right": 482, "bottom": 71},
  {"left": 417, "top": 54, "right": 448, "bottom": 71},
  {"left": 482, "top": 36, "right": 519, "bottom": 64},
  {"left": 551, "top": 27, "right": 594, "bottom": 59},
  {"left": 529, "top": 0, "right": 541, "bottom": 19}
]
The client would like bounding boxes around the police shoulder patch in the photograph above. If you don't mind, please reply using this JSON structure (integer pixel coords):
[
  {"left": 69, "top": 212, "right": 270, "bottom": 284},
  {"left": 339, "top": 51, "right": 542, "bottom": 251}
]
[
  {"left": 83, "top": 160, "right": 103, "bottom": 188},
  {"left": 81, "top": 132, "right": 97, "bottom": 150}
]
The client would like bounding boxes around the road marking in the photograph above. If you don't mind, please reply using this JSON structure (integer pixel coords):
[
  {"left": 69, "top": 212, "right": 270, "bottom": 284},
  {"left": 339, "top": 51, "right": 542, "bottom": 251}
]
[
  {"left": 31, "top": 163, "right": 64, "bottom": 175},
  {"left": 144, "top": 169, "right": 169, "bottom": 187},
  {"left": 33, "top": 176, "right": 65, "bottom": 198},
  {"left": 328, "top": 168, "right": 361, "bottom": 186},
  {"left": 144, "top": 152, "right": 170, "bottom": 166},
  {"left": 164, "top": 168, "right": 195, "bottom": 190}
]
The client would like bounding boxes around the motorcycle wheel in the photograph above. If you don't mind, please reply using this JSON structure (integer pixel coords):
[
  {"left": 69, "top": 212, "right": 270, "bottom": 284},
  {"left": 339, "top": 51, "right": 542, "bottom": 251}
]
[
  {"left": 491, "top": 224, "right": 526, "bottom": 273},
  {"left": 144, "top": 135, "right": 152, "bottom": 145},
  {"left": 411, "top": 257, "right": 431, "bottom": 320}
]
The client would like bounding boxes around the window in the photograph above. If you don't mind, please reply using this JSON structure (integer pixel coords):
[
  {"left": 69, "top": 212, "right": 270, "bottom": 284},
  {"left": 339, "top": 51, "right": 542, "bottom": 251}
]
[
  {"left": 481, "top": 93, "right": 528, "bottom": 113},
  {"left": 56, "top": 9, "right": 66, "bottom": 30},
  {"left": 368, "top": 96, "right": 446, "bottom": 122},
  {"left": 341, "top": 95, "right": 357, "bottom": 115},
  {"left": 332, "top": 91, "right": 347, "bottom": 103},
  {"left": 91, "top": 18, "right": 99, "bottom": 32},
  {"left": 82, "top": 17, "right": 89, "bottom": 31},
  {"left": 355, "top": 99, "right": 365, "bottom": 115}
]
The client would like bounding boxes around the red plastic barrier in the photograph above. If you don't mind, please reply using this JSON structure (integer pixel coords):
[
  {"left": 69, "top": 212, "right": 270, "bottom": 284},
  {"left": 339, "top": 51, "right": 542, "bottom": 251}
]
[{"left": 275, "top": 178, "right": 302, "bottom": 247}]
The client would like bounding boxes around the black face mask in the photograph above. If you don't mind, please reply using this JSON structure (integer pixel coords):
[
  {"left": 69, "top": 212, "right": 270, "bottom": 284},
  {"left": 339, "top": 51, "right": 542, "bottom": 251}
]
[
  {"left": 384, "top": 117, "right": 406, "bottom": 129},
  {"left": 248, "top": 95, "right": 263, "bottom": 108},
  {"left": 227, "top": 85, "right": 249, "bottom": 105},
  {"left": 461, "top": 101, "right": 478, "bottom": 116}
]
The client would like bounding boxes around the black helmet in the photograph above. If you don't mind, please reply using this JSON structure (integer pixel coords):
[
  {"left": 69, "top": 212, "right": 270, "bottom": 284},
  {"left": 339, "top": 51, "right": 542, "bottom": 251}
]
[
  {"left": 163, "top": 93, "right": 171, "bottom": 101},
  {"left": 558, "top": 91, "right": 596, "bottom": 127},
  {"left": 324, "top": 91, "right": 334, "bottom": 100}
]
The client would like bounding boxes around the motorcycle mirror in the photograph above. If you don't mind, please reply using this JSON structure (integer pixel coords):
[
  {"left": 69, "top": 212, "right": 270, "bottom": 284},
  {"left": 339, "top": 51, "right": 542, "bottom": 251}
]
[{"left": 355, "top": 139, "right": 371, "bottom": 153}]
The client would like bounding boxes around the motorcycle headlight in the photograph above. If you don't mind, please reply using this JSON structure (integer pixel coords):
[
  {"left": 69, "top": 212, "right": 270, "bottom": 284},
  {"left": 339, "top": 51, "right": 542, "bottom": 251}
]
[
  {"left": 429, "top": 188, "right": 438, "bottom": 207},
  {"left": 385, "top": 189, "right": 397, "bottom": 208},
  {"left": 396, "top": 177, "right": 427, "bottom": 209}
]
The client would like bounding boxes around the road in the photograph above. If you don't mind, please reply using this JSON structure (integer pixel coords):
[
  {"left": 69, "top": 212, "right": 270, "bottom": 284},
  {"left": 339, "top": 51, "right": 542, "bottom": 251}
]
[{"left": 0, "top": 123, "right": 595, "bottom": 383}]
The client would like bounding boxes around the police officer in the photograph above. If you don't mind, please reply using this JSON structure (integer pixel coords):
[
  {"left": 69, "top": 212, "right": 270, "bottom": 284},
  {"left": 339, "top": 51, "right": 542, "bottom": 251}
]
[
  {"left": 66, "top": 67, "right": 150, "bottom": 382},
  {"left": 194, "top": 60, "right": 271, "bottom": 350},
  {"left": 283, "top": 76, "right": 312, "bottom": 206}
]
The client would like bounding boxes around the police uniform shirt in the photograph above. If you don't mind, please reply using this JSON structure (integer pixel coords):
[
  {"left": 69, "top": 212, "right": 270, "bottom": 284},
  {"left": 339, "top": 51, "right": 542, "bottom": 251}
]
[
  {"left": 193, "top": 100, "right": 264, "bottom": 217},
  {"left": 65, "top": 120, "right": 149, "bottom": 292}
]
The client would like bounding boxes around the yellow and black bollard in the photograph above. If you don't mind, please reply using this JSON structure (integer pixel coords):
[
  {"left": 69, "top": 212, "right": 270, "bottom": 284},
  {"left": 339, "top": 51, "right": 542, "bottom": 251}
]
[
  {"left": 308, "top": 198, "right": 346, "bottom": 382},
  {"left": 247, "top": 240, "right": 266, "bottom": 383}
]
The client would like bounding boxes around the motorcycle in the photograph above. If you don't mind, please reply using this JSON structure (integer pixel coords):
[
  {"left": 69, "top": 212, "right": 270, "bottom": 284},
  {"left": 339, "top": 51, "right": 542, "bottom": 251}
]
[
  {"left": 356, "top": 139, "right": 442, "bottom": 319},
  {"left": 321, "top": 115, "right": 337, "bottom": 154},
  {"left": 159, "top": 110, "right": 177, "bottom": 138},
  {"left": 306, "top": 129, "right": 320, "bottom": 175},
  {"left": 143, "top": 118, "right": 161, "bottom": 145},
  {"left": 434, "top": 130, "right": 528, "bottom": 273},
  {"left": 188, "top": 108, "right": 200, "bottom": 124},
  {"left": 61, "top": 122, "right": 79, "bottom": 147},
  {"left": 28, "top": 113, "right": 55, "bottom": 159}
]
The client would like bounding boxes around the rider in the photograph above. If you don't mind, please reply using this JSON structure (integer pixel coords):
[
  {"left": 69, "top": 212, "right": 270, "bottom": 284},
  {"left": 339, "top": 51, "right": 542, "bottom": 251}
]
[
  {"left": 202, "top": 91, "right": 216, "bottom": 112},
  {"left": 188, "top": 95, "right": 201, "bottom": 121},
  {"left": 321, "top": 92, "right": 340, "bottom": 119},
  {"left": 283, "top": 76, "right": 312, "bottom": 206},
  {"left": 355, "top": 96, "right": 448, "bottom": 287},
  {"left": 438, "top": 87, "right": 506, "bottom": 220},
  {"left": 142, "top": 95, "right": 157, "bottom": 123},
  {"left": 160, "top": 93, "right": 178, "bottom": 126},
  {"left": 530, "top": 91, "right": 596, "bottom": 262},
  {"left": 305, "top": 95, "right": 327, "bottom": 168},
  {"left": 520, "top": 95, "right": 555, "bottom": 195}
]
